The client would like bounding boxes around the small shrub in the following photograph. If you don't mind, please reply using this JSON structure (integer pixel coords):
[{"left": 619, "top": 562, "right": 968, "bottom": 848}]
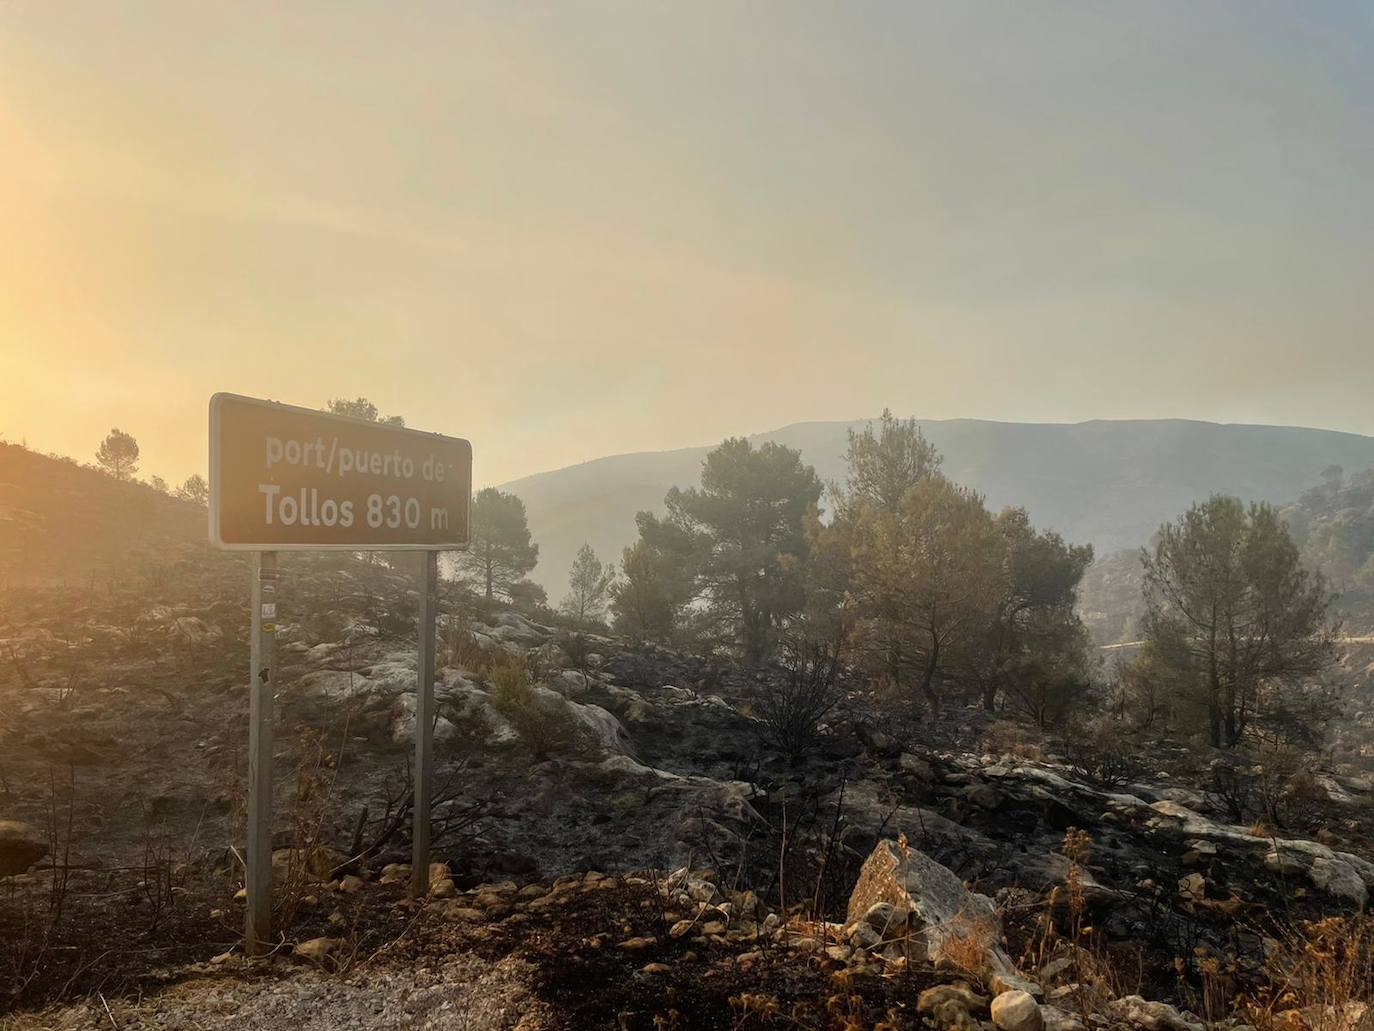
[
  {"left": 1206, "top": 758, "right": 1258, "bottom": 824},
  {"left": 1063, "top": 717, "right": 1138, "bottom": 787},
  {"left": 755, "top": 637, "right": 842, "bottom": 764},
  {"left": 983, "top": 720, "right": 1044, "bottom": 760},
  {"left": 489, "top": 655, "right": 596, "bottom": 762},
  {"left": 940, "top": 909, "right": 1000, "bottom": 978}
]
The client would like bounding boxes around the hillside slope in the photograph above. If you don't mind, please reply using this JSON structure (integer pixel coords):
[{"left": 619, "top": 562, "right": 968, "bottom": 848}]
[
  {"left": 501, "top": 418, "right": 1374, "bottom": 597},
  {"left": 0, "top": 442, "right": 209, "bottom": 587}
]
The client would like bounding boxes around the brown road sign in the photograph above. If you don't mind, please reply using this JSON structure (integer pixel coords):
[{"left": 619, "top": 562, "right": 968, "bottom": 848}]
[{"left": 209, "top": 393, "right": 471, "bottom": 550}]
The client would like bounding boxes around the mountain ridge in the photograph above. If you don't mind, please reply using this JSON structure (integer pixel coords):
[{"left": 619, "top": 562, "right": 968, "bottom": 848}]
[{"left": 498, "top": 417, "right": 1374, "bottom": 599}]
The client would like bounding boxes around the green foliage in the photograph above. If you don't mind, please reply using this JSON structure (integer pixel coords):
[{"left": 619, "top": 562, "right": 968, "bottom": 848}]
[
  {"left": 662, "top": 438, "right": 822, "bottom": 664},
  {"left": 1138, "top": 494, "right": 1339, "bottom": 748},
  {"left": 978, "top": 508, "right": 1095, "bottom": 717},
  {"left": 324, "top": 397, "right": 405, "bottom": 427},
  {"left": 175, "top": 474, "right": 209, "bottom": 507},
  {"left": 509, "top": 579, "right": 548, "bottom": 613},
  {"left": 807, "top": 414, "right": 1096, "bottom": 718},
  {"left": 457, "top": 488, "right": 539, "bottom": 601},
  {"left": 610, "top": 512, "right": 698, "bottom": 645},
  {"left": 840, "top": 408, "right": 942, "bottom": 514},
  {"left": 844, "top": 476, "right": 1007, "bottom": 710},
  {"left": 488, "top": 654, "right": 591, "bottom": 761},
  {"left": 560, "top": 543, "right": 614, "bottom": 625},
  {"left": 95, "top": 428, "right": 139, "bottom": 481},
  {"left": 1282, "top": 466, "right": 1374, "bottom": 630}
]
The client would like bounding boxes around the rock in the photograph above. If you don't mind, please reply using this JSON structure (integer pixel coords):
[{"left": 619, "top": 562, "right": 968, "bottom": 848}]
[
  {"left": 917, "top": 985, "right": 987, "bottom": 1029},
  {"left": 1039, "top": 955, "right": 1076, "bottom": 984},
  {"left": 1105, "top": 996, "right": 1205, "bottom": 1031},
  {"left": 848, "top": 840, "right": 1022, "bottom": 981},
  {"left": 617, "top": 936, "right": 657, "bottom": 952},
  {"left": 862, "top": 900, "right": 910, "bottom": 933},
  {"left": 551, "top": 669, "right": 590, "bottom": 699},
  {"left": 991, "top": 990, "right": 1044, "bottom": 1031},
  {"left": 294, "top": 937, "right": 345, "bottom": 966},
  {"left": 1264, "top": 849, "right": 1306, "bottom": 875},
  {"left": 444, "top": 905, "right": 485, "bottom": 922},
  {"left": 868, "top": 732, "right": 900, "bottom": 757},
  {"left": 847, "top": 921, "right": 882, "bottom": 948},
  {"left": 380, "top": 862, "right": 411, "bottom": 881},
  {"left": 1177, "top": 873, "right": 1205, "bottom": 900},
  {"left": 992, "top": 972, "right": 1044, "bottom": 998},
  {"left": 0, "top": 820, "right": 47, "bottom": 878},
  {"left": 430, "top": 878, "right": 457, "bottom": 898},
  {"left": 964, "top": 783, "right": 1006, "bottom": 810},
  {"left": 1299, "top": 1001, "right": 1367, "bottom": 1029},
  {"left": 391, "top": 694, "right": 461, "bottom": 744},
  {"left": 900, "top": 753, "right": 934, "bottom": 779},
  {"left": 1041, "top": 1006, "right": 1087, "bottom": 1031},
  {"left": 1308, "top": 855, "right": 1368, "bottom": 907}
]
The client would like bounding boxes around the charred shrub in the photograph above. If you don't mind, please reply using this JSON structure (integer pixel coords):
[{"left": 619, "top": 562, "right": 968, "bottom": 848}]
[
  {"left": 755, "top": 636, "right": 842, "bottom": 764},
  {"left": 1063, "top": 717, "right": 1138, "bottom": 788}
]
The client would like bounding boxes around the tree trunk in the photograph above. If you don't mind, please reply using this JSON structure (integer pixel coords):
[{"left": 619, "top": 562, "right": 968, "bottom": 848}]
[
  {"left": 981, "top": 676, "right": 998, "bottom": 713},
  {"left": 1207, "top": 622, "right": 1221, "bottom": 747},
  {"left": 918, "top": 636, "right": 941, "bottom": 712}
]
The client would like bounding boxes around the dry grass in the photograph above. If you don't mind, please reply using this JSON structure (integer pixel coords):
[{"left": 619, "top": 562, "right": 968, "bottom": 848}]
[
  {"left": 1240, "top": 916, "right": 1374, "bottom": 1030},
  {"left": 1018, "top": 828, "right": 1143, "bottom": 1023},
  {"left": 939, "top": 910, "right": 1000, "bottom": 978},
  {"left": 982, "top": 720, "right": 1045, "bottom": 761}
]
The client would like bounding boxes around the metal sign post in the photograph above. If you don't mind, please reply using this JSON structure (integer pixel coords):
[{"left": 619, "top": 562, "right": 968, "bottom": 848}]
[
  {"left": 208, "top": 393, "right": 470, "bottom": 947},
  {"left": 246, "top": 551, "right": 278, "bottom": 956},
  {"left": 410, "top": 551, "right": 439, "bottom": 898}
]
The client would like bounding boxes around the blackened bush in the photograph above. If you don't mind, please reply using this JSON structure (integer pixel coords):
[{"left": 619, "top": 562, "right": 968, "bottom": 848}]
[{"left": 756, "top": 637, "right": 842, "bottom": 764}]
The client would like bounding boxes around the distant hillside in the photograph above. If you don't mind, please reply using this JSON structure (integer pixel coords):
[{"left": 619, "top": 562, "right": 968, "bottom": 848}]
[
  {"left": 1079, "top": 467, "right": 1374, "bottom": 645},
  {"left": 0, "top": 443, "right": 208, "bottom": 587},
  {"left": 501, "top": 419, "right": 1374, "bottom": 600},
  {"left": 1283, "top": 468, "right": 1374, "bottom": 631}
]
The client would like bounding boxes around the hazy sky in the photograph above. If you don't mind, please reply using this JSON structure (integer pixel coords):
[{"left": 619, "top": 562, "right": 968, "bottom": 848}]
[{"left": 3, "top": 2, "right": 1372, "bottom": 487}]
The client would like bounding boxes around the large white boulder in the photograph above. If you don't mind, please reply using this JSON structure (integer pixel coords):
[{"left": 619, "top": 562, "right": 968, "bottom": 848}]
[{"left": 847, "top": 839, "right": 1025, "bottom": 983}]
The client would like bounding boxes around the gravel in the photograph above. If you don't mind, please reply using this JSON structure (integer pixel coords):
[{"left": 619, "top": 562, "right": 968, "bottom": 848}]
[{"left": 7, "top": 954, "right": 552, "bottom": 1031}]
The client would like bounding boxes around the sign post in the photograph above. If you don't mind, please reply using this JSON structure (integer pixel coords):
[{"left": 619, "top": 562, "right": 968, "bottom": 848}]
[
  {"left": 410, "top": 551, "right": 438, "bottom": 898},
  {"left": 209, "top": 394, "right": 470, "bottom": 953},
  {"left": 245, "top": 551, "right": 277, "bottom": 956}
]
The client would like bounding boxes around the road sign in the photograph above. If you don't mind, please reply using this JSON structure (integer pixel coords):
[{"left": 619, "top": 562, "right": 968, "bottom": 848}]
[
  {"left": 210, "top": 393, "right": 470, "bottom": 955},
  {"left": 209, "top": 392, "right": 472, "bottom": 551}
]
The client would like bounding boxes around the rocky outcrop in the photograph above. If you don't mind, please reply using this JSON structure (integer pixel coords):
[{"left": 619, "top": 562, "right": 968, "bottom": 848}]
[
  {"left": 848, "top": 839, "right": 1026, "bottom": 985},
  {"left": 1104, "top": 996, "right": 1205, "bottom": 1031}
]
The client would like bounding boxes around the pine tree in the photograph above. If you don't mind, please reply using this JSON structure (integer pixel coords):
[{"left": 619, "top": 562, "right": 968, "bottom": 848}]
[
  {"left": 95, "top": 428, "right": 139, "bottom": 481},
  {"left": 561, "top": 543, "right": 614, "bottom": 625}
]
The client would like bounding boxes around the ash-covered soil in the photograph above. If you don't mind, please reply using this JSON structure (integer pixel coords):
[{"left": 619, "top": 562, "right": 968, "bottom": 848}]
[{"left": 6, "top": 557, "right": 1374, "bottom": 1028}]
